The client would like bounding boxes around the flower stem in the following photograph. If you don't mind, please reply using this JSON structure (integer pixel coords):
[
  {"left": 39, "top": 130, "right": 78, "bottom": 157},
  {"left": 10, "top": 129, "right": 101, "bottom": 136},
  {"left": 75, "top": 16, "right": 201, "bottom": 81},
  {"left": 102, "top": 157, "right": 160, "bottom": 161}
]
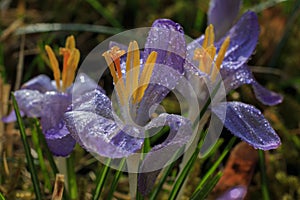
[
  {"left": 66, "top": 153, "right": 78, "bottom": 200},
  {"left": 258, "top": 150, "right": 270, "bottom": 200},
  {"left": 12, "top": 93, "right": 42, "bottom": 200},
  {"left": 106, "top": 158, "right": 126, "bottom": 200},
  {"left": 31, "top": 121, "right": 52, "bottom": 191},
  {"left": 93, "top": 158, "right": 111, "bottom": 200}
]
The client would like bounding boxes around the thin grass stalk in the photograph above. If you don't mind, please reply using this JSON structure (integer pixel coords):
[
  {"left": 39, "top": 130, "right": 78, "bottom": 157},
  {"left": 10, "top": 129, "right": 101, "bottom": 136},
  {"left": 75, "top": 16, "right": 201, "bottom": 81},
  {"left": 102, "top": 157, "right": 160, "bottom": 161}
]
[{"left": 12, "top": 93, "right": 42, "bottom": 200}]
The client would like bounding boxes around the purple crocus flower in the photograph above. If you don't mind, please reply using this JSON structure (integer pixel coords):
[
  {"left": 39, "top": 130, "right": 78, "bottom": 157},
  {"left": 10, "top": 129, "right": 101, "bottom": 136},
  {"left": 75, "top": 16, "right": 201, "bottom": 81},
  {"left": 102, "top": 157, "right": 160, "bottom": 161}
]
[
  {"left": 64, "top": 20, "right": 192, "bottom": 162},
  {"left": 3, "top": 36, "right": 99, "bottom": 156},
  {"left": 185, "top": 0, "right": 282, "bottom": 150}
]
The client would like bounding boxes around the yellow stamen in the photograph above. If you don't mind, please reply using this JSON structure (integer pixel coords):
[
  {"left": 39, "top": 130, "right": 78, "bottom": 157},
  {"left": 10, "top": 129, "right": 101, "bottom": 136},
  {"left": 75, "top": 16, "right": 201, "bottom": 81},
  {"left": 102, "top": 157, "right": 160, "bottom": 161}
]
[
  {"left": 65, "top": 35, "right": 75, "bottom": 49},
  {"left": 102, "top": 47, "right": 127, "bottom": 105},
  {"left": 134, "top": 51, "right": 157, "bottom": 103},
  {"left": 65, "top": 49, "right": 80, "bottom": 88},
  {"left": 125, "top": 41, "right": 140, "bottom": 102},
  {"left": 202, "top": 24, "right": 214, "bottom": 49},
  {"left": 45, "top": 45, "right": 61, "bottom": 90},
  {"left": 215, "top": 36, "right": 230, "bottom": 70}
]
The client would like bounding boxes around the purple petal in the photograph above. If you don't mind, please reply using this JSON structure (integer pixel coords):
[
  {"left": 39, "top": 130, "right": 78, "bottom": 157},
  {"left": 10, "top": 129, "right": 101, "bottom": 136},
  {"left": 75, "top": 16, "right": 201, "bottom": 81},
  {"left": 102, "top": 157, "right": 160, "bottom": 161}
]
[
  {"left": 2, "top": 110, "right": 24, "bottom": 123},
  {"left": 217, "top": 186, "right": 247, "bottom": 200},
  {"left": 222, "top": 64, "right": 283, "bottom": 105},
  {"left": 219, "top": 11, "right": 259, "bottom": 70},
  {"left": 40, "top": 91, "right": 70, "bottom": 132},
  {"left": 70, "top": 73, "right": 104, "bottom": 97},
  {"left": 13, "top": 89, "right": 44, "bottom": 118},
  {"left": 21, "top": 74, "right": 56, "bottom": 93},
  {"left": 136, "top": 19, "right": 186, "bottom": 125},
  {"left": 64, "top": 110, "right": 144, "bottom": 158},
  {"left": 138, "top": 114, "right": 193, "bottom": 195},
  {"left": 252, "top": 81, "right": 283, "bottom": 106},
  {"left": 45, "top": 125, "right": 76, "bottom": 157},
  {"left": 212, "top": 102, "right": 281, "bottom": 150},
  {"left": 208, "top": 0, "right": 242, "bottom": 39},
  {"left": 68, "top": 89, "right": 113, "bottom": 119}
]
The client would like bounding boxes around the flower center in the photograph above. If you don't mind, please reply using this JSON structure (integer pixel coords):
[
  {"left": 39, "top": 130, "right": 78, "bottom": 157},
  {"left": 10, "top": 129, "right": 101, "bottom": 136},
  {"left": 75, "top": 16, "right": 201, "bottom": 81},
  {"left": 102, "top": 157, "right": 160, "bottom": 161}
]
[
  {"left": 102, "top": 41, "right": 157, "bottom": 105},
  {"left": 193, "top": 24, "right": 230, "bottom": 81},
  {"left": 45, "top": 35, "right": 80, "bottom": 92}
]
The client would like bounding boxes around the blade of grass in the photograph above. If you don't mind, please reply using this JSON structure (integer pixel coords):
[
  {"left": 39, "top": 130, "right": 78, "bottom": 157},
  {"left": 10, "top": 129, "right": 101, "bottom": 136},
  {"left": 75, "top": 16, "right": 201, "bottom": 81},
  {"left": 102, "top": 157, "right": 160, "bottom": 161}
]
[
  {"left": 66, "top": 153, "right": 78, "bottom": 200},
  {"left": 93, "top": 158, "right": 111, "bottom": 200},
  {"left": 190, "top": 171, "right": 222, "bottom": 200},
  {"left": 107, "top": 158, "right": 126, "bottom": 200},
  {"left": 33, "top": 119, "right": 70, "bottom": 200},
  {"left": 15, "top": 23, "right": 123, "bottom": 35},
  {"left": 193, "top": 137, "right": 236, "bottom": 192},
  {"left": 0, "top": 192, "right": 5, "bottom": 200},
  {"left": 31, "top": 121, "right": 52, "bottom": 191},
  {"left": 258, "top": 150, "right": 270, "bottom": 200},
  {"left": 149, "top": 147, "right": 184, "bottom": 200},
  {"left": 168, "top": 130, "right": 209, "bottom": 200},
  {"left": 11, "top": 93, "right": 42, "bottom": 200},
  {"left": 86, "top": 0, "right": 122, "bottom": 28}
]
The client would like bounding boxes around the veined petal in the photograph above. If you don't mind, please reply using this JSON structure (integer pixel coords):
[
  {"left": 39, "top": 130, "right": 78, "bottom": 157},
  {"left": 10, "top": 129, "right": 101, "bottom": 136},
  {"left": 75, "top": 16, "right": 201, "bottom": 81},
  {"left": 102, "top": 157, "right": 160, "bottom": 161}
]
[
  {"left": 212, "top": 102, "right": 281, "bottom": 150},
  {"left": 21, "top": 74, "right": 56, "bottom": 93},
  {"left": 68, "top": 89, "right": 113, "bottom": 119},
  {"left": 208, "top": 0, "right": 242, "bottom": 40},
  {"left": 222, "top": 64, "right": 283, "bottom": 105},
  {"left": 13, "top": 89, "right": 44, "bottom": 118},
  {"left": 40, "top": 91, "right": 70, "bottom": 132},
  {"left": 136, "top": 19, "right": 186, "bottom": 125},
  {"left": 69, "top": 73, "right": 104, "bottom": 96},
  {"left": 138, "top": 113, "right": 193, "bottom": 195},
  {"left": 252, "top": 81, "right": 283, "bottom": 106},
  {"left": 45, "top": 125, "right": 76, "bottom": 157},
  {"left": 218, "top": 11, "right": 259, "bottom": 70},
  {"left": 64, "top": 110, "right": 144, "bottom": 158}
]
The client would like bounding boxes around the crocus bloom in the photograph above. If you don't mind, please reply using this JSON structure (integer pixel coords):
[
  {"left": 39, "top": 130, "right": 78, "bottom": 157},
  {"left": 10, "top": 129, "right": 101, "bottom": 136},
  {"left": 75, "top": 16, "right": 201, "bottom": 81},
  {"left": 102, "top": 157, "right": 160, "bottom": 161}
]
[
  {"left": 185, "top": 5, "right": 281, "bottom": 149},
  {"left": 3, "top": 36, "right": 98, "bottom": 156},
  {"left": 64, "top": 20, "right": 192, "bottom": 160}
]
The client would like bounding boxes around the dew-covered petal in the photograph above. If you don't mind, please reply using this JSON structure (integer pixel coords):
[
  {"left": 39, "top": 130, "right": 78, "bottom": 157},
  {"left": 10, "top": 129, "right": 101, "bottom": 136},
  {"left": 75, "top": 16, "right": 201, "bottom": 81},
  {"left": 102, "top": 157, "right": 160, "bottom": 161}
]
[
  {"left": 64, "top": 110, "right": 144, "bottom": 158},
  {"left": 69, "top": 73, "right": 104, "bottom": 97},
  {"left": 212, "top": 102, "right": 281, "bottom": 150},
  {"left": 218, "top": 11, "right": 259, "bottom": 70},
  {"left": 12, "top": 89, "right": 44, "bottom": 118},
  {"left": 208, "top": 0, "right": 242, "bottom": 40},
  {"left": 252, "top": 81, "right": 283, "bottom": 106},
  {"left": 222, "top": 64, "right": 283, "bottom": 106},
  {"left": 138, "top": 113, "right": 193, "bottom": 195},
  {"left": 68, "top": 89, "right": 113, "bottom": 119},
  {"left": 136, "top": 19, "right": 186, "bottom": 125},
  {"left": 45, "top": 125, "right": 76, "bottom": 157},
  {"left": 21, "top": 74, "right": 56, "bottom": 93},
  {"left": 217, "top": 186, "right": 247, "bottom": 200}
]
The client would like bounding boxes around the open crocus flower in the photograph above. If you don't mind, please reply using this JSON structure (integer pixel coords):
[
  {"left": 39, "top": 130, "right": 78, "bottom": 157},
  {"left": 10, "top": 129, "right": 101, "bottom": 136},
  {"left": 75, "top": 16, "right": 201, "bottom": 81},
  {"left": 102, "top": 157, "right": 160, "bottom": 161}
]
[
  {"left": 185, "top": 8, "right": 281, "bottom": 149},
  {"left": 3, "top": 36, "right": 99, "bottom": 156},
  {"left": 188, "top": 0, "right": 283, "bottom": 106},
  {"left": 64, "top": 19, "right": 192, "bottom": 160}
]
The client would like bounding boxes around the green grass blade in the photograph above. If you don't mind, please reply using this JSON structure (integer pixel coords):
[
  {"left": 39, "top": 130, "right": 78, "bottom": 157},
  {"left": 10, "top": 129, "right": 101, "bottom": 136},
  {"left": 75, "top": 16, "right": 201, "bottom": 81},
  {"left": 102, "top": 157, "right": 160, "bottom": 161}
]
[
  {"left": 93, "top": 158, "right": 111, "bottom": 200},
  {"left": 66, "top": 153, "right": 78, "bottom": 200},
  {"left": 11, "top": 93, "right": 42, "bottom": 200},
  {"left": 258, "top": 150, "right": 270, "bottom": 200},
  {"left": 190, "top": 171, "right": 222, "bottom": 200},
  {"left": 0, "top": 192, "right": 5, "bottom": 200},
  {"left": 86, "top": 0, "right": 122, "bottom": 28},
  {"left": 33, "top": 119, "right": 59, "bottom": 174},
  {"left": 149, "top": 147, "right": 184, "bottom": 200},
  {"left": 15, "top": 23, "right": 123, "bottom": 35},
  {"left": 31, "top": 121, "right": 52, "bottom": 191},
  {"left": 168, "top": 130, "right": 208, "bottom": 200},
  {"left": 106, "top": 158, "right": 126, "bottom": 200},
  {"left": 194, "top": 137, "right": 236, "bottom": 192}
]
